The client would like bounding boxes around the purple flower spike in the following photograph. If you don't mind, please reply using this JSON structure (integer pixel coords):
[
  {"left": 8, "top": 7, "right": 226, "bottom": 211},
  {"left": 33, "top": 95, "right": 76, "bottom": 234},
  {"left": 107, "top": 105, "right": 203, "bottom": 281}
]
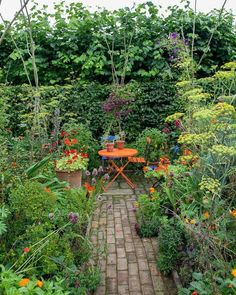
[{"left": 68, "top": 212, "right": 79, "bottom": 224}]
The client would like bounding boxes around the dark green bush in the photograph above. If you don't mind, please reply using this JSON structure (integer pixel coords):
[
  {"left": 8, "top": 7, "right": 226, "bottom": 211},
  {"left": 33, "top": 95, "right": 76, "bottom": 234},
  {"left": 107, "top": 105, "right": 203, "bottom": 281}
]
[{"left": 157, "top": 218, "right": 184, "bottom": 274}]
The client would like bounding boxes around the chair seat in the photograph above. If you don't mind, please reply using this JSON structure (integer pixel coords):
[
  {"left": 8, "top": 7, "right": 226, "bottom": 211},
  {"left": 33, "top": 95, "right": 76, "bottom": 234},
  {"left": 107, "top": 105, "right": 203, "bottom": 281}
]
[{"left": 128, "top": 156, "right": 146, "bottom": 163}]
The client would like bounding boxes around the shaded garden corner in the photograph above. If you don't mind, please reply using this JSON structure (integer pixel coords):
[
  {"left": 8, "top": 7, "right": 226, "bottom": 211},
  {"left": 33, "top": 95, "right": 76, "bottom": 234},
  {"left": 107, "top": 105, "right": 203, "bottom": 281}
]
[{"left": 89, "top": 180, "right": 177, "bottom": 295}]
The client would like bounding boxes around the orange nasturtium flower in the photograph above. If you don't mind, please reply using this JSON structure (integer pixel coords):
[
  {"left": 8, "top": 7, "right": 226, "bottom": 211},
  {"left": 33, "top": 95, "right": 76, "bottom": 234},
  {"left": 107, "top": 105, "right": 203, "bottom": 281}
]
[
  {"left": 149, "top": 187, "right": 155, "bottom": 194},
  {"left": 36, "top": 280, "right": 43, "bottom": 288},
  {"left": 229, "top": 210, "right": 236, "bottom": 217},
  {"left": 203, "top": 211, "right": 210, "bottom": 219},
  {"left": 19, "top": 278, "right": 30, "bottom": 287},
  {"left": 231, "top": 269, "right": 236, "bottom": 277},
  {"left": 64, "top": 138, "right": 71, "bottom": 146}
]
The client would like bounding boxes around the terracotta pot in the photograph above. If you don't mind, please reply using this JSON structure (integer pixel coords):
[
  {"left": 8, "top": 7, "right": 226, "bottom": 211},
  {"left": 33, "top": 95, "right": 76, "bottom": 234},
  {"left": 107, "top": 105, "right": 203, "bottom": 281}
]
[
  {"left": 116, "top": 140, "right": 125, "bottom": 150},
  {"left": 106, "top": 142, "right": 114, "bottom": 152},
  {"left": 56, "top": 169, "right": 82, "bottom": 188}
]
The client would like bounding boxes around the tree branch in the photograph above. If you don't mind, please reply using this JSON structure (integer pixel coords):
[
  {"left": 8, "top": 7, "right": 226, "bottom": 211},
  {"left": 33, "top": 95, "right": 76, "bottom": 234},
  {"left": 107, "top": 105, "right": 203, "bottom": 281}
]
[
  {"left": 197, "top": 0, "right": 228, "bottom": 67},
  {"left": 0, "top": 0, "right": 30, "bottom": 46}
]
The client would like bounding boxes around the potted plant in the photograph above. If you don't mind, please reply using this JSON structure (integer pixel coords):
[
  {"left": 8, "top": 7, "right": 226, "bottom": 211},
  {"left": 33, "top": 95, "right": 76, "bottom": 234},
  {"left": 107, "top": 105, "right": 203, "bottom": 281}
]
[
  {"left": 116, "top": 131, "right": 125, "bottom": 150},
  {"left": 55, "top": 149, "right": 89, "bottom": 188}
]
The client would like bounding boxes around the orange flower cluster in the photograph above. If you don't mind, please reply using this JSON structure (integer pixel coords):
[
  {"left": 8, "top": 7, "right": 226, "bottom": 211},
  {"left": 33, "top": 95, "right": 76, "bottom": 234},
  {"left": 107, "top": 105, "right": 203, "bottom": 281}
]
[
  {"left": 64, "top": 138, "right": 78, "bottom": 146},
  {"left": 19, "top": 278, "right": 43, "bottom": 288},
  {"left": 83, "top": 182, "right": 95, "bottom": 193},
  {"left": 154, "top": 157, "right": 170, "bottom": 174}
]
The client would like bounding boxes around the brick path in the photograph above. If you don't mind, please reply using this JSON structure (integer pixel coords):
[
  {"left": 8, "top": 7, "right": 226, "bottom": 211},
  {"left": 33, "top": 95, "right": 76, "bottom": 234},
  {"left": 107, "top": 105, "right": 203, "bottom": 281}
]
[{"left": 90, "top": 182, "right": 176, "bottom": 295}]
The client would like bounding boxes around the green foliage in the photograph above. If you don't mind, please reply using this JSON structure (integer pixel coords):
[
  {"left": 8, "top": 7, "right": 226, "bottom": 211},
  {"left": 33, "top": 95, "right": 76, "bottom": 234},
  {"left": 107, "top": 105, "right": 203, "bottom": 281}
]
[
  {"left": 135, "top": 128, "right": 167, "bottom": 162},
  {"left": 157, "top": 218, "right": 184, "bottom": 275},
  {"left": 136, "top": 193, "right": 162, "bottom": 237},
  {"left": 0, "top": 265, "right": 68, "bottom": 295},
  {"left": 10, "top": 181, "right": 57, "bottom": 222},
  {"left": 1, "top": 80, "right": 180, "bottom": 142},
  {"left": 0, "top": 2, "right": 235, "bottom": 84}
]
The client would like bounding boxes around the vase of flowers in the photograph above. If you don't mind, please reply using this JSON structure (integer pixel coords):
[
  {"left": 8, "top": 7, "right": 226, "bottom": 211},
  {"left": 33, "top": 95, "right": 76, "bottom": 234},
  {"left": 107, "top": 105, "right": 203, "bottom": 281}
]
[{"left": 55, "top": 149, "right": 89, "bottom": 188}]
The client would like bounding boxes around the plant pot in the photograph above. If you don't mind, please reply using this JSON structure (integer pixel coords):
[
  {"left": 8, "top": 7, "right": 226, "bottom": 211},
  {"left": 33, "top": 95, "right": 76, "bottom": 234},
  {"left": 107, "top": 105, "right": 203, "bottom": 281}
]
[
  {"left": 116, "top": 140, "right": 125, "bottom": 150},
  {"left": 56, "top": 169, "right": 82, "bottom": 188},
  {"left": 106, "top": 142, "right": 114, "bottom": 152}
]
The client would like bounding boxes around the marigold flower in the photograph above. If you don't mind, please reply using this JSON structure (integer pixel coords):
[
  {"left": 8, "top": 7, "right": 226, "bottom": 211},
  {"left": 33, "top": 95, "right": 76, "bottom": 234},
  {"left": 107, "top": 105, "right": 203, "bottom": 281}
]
[
  {"left": 149, "top": 187, "right": 155, "bottom": 194},
  {"left": 19, "top": 278, "right": 30, "bottom": 287},
  {"left": 229, "top": 210, "right": 236, "bottom": 217},
  {"left": 203, "top": 211, "right": 210, "bottom": 219},
  {"left": 36, "top": 280, "right": 43, "bottom": 288},
  {"left": 231, "top": 269, "right": 236, "bottom": 277},
  {"left": 64, "top": 138, "right": 71, "bottom": 146},
  {"left": 23, "top": 247, "right": 30, "bottom": 253}
]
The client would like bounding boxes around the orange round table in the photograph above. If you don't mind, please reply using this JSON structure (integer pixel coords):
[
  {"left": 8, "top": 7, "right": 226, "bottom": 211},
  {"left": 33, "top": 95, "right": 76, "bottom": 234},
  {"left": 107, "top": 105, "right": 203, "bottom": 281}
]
[{"left": 98, "top": 148, "right": 138, "bottom": 191}]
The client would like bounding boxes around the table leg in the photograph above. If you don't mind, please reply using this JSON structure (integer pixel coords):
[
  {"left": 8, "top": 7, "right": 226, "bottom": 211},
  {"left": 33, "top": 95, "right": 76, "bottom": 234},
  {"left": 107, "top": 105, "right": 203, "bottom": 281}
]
[{"left": 103, "top": 160, "right": 136, "bottom": 192}]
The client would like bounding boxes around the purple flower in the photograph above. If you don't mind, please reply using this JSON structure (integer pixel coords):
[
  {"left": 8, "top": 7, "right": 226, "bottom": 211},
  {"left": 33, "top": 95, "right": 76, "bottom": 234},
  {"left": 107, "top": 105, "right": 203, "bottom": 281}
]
[
  {"left": 169, "top": 32, "right": 178, "bottom": 39},
  {"left": 162, "top": 127, "right": 170, "bottom": 134},
  {"left": 85, "top": 170, "right": 91, "bottom": 176},
  {"left": 98, "top": 166, "right": 103, "bottom": 173},
  {"left": 68, "top": 212, "right": 79, "bottom": 224},
  {"left": 92, "top": 168, "right": 98, "bottom": 177},
  {"left": 107, "top": 204, "right": 112, "bottom": 210},
  {"left": 103, "top": 173, "right": 110, "bottom": 181},
  {"left": 175, "top": 119, "right": 181, "bottom": 128}
]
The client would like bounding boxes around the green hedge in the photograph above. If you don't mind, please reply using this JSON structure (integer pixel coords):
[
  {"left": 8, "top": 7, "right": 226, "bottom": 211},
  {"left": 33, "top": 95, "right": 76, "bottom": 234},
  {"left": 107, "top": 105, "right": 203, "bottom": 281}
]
[{"left": 1, "top": 79, "right": 180, "bottom": 141}]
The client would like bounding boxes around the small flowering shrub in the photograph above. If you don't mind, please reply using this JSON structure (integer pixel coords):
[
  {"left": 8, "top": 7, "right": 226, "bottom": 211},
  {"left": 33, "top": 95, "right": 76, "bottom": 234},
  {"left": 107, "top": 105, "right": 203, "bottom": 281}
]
[
  {"left": 55, "top": 149, "right": 88, "bottom": 172},
  {"left": 135, "top": 191, "right": 162, "bottom": 237},
  {"left": 134, "top": 128, "right": 167, "bottom": 162}
]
